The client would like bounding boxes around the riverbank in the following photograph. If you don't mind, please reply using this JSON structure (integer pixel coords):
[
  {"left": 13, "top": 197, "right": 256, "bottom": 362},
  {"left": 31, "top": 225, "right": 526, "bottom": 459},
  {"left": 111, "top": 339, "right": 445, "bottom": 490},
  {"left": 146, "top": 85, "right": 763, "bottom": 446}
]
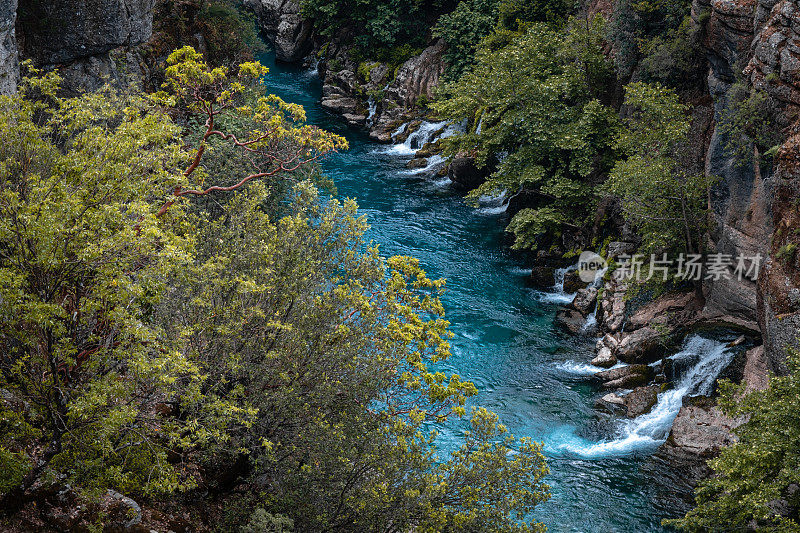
[{"left": 256, "top": 50, "right": 742, "bottom": 531}]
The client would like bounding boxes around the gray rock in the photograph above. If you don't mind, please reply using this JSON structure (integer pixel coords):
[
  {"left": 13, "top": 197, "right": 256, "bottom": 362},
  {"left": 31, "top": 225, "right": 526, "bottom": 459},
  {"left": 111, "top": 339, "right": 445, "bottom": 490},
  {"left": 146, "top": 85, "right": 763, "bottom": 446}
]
[
  {"left": 244, "top": 0, "right": 312, "bottom": 62},
  {"left": 0, "top": 0, "right": 18, "bottom": 94},
  {"left": 596, "top": 364, "right": 654, "bottom": 389},
  {"left": 662, "top": 402, "right": 743, "bottom": 458},
  {"left": 555, "top": 308, "right": 587, "bottom": 335},
  {"left": 616, "top": 327, "right": 665, "bottom": 364},
  {"left": 591, "top": 346, "right": 617, "bottom": 368},
  {"left": 18, "top": 0, "right": 155, "bottom": 65},
  {"left": 595, "top": 392, "right": 626, "bottom": 415},
  {"left": 623, "top": 385, "right": 659, "bottom": 417},
  {"left": 570, "top": 287, "right": 598, "bottom": 316}
]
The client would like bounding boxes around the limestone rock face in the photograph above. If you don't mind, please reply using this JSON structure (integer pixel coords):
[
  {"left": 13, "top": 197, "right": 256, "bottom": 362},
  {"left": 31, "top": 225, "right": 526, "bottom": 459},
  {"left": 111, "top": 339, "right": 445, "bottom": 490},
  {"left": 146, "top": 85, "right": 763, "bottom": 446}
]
[
  {"left": 0, "top": 0, "right": 18, "bottom": 94},
  {"left": 244, "top": 0, "right": 312, "bottom": 62},
  {"left": 759, "top": 134, "right": 800, "bottom": 373},
  {"left": 384, "top": 39, "right": 446, "bottom": 109},
  {"left": 17, "top": 0, "right": 155, "bottom": 65},
  {"left": 16, "top": 0, "right": 155, "bottom": 95}
]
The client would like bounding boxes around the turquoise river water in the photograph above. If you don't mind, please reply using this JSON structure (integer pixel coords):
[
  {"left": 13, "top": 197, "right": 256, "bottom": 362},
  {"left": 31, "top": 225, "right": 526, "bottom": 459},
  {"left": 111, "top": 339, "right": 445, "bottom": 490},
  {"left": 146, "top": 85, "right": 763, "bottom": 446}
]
[{"left": 259, "top": 51, "right": 698, "bottom": 532}]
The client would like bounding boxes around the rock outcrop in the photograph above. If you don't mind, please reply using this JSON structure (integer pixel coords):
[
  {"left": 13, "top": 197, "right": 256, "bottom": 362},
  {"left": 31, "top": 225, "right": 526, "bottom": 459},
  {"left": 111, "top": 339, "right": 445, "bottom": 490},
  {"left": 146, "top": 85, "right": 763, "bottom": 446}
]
[
  {"left": 759, "top": 133, "right": 800, "bottom": 373},
  {"left": 244, "top": 0, "right": 312, "bottom": 62},
  {"left": 0, "top": 0, "right": 18, "bottom": 94},
  {"left": 15, "top": 0, "right": 155, "bottom": 95}
]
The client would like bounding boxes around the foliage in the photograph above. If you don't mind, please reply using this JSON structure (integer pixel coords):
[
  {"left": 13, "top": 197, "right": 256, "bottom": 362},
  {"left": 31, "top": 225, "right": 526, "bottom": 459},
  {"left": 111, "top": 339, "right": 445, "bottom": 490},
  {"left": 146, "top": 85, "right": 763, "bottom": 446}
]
[
  {"left": 639, "top": 15, "right": 705, "bottom": 89},
  {"left": 665, "top": 348, "right": 800, "bottom": 531},
  {"left": 719, "top": 80, "right": 786, "bottom": 170},
  {"left": 301, "top": 0, "right": 455, "bottom": 49},
  {"left": 0, "top": 67, "right": 207, "bottom": 501},
  {"left": 497, "top": 0, "right": 575, "bottom": 30},
  {"left": 0, "top": 51, "right": 550, "bottom": 532},
  {"left": 433, "top": 18, "right": 618, "bottom": 250},
  {"left": 606, "top": 82, "right": 712, "bottom": 257},
  {"left": 434, "top": 0, "right": 500, "bottom": 79},
  {"left": 607, "top": 0, "right": 693, "bottom": 78}
]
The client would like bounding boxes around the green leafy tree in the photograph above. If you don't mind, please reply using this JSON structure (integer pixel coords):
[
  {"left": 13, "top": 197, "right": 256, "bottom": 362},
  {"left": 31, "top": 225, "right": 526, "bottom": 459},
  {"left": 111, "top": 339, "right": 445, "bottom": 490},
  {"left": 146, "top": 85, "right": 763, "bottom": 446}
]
[
  {"left": 0, "top": 49, "right": 346, "bottom": 509},
  {"left": 605, "top": 82, "right": 711, "bottom": 258},
  {"left": 665, "top": 349, "right": 800, "bottom": 531},
  {"left": 0, "top": 50, "right": 551, "bottom": 532},
  {"left": 434, "top": 17, "right": 618, "bottom": 250},
  {"left": 434, "top": 0, "right": 500, "bottom": 79}
]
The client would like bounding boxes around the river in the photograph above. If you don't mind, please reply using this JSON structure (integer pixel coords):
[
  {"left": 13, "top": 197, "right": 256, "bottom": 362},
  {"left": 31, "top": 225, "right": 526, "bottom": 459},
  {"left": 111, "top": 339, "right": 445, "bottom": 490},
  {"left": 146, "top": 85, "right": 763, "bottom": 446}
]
[{"left": 258, "top": 51, "right": 695, "bottom": 532}]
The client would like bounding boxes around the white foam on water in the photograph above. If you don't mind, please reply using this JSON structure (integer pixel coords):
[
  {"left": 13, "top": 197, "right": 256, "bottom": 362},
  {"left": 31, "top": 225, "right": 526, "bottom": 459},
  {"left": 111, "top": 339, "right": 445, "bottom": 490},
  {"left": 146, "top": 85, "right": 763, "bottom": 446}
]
[
  {"left": 476, "top": 190, "right": 508, "bottom": 215},
  {"left": 554, "top": 361, "right": 627, "bottom": 376},
  {"left": 549, "top": 335, "right": 733, "bottom": 458}
]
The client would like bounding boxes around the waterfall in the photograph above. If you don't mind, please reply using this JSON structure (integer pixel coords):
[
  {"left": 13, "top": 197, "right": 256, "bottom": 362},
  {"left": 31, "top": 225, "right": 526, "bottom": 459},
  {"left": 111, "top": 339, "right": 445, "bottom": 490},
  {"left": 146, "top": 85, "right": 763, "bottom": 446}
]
[
  {"left": 307, "top": 56, "right": 320, "bottom": 77},
  {"left": 538, "top": 263, "right": 578, "bottom": 304},
  {"left": 366, "top": 96, "right": 377, "bottom": 127},
  {"left": 579, "top": 267, "right": 607, "bottom": 332},
  {"left": 552, "top": 335, "right": 734, "bottom": 457},
  {"left": 477, "top": 190, "right": 508, "bottom": 215}
]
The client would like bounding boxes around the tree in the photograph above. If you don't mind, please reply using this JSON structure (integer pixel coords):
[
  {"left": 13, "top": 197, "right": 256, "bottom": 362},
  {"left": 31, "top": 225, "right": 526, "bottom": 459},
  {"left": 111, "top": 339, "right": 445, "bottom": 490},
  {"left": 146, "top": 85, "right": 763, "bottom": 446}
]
[
  {"left": 665, "top": 349, "right": 800, "bottom": 531},
  {"left": 0, "top": 52, "right": 550, "bottom": 531},
  {"left": 433, "top": 18, "right": 618, "bottom": 250},
  {"left": 605, "top": 82, "right": 711, "bottom": 258},
  {"left": 0, "top": 48, "right": 346, "bottom": 509}
]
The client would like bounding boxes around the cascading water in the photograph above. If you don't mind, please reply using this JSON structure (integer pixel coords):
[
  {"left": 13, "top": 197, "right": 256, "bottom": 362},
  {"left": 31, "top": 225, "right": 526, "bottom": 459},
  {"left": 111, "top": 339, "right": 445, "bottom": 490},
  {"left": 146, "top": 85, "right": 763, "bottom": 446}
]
[
  {"left": 366, "top": 96, "right": 377, "bottom": 127},
  {"left": 552, "top": 335, "right": 733, "bottom": 458},
  {"left": 539, "top": 263, "right": 579, "bottom": 304},
  {"left": 580, "top": 267, "right": 608, "bottom": 333},
  {"left": 258, "top": 50, "right": 700, "bottom": 530}
]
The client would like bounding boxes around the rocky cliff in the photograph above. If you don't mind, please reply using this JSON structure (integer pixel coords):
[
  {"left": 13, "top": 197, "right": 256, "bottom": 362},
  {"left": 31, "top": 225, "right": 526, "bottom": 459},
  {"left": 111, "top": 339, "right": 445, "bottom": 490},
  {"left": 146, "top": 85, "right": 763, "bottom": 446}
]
[
  {"left": 1, "top": 0, "right": 155, "bottom": 96},
  {"left": 0, "top": 0, "right": 18, "bottom": 95},
  {"left": 243, "top": 0, "right": 311, "bottom": 61}
]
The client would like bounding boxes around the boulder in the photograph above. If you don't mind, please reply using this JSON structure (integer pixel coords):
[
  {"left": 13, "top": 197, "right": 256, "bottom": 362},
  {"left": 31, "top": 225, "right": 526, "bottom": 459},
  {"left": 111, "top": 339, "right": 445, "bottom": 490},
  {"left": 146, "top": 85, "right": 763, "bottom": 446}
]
[
  {"left": 342, "top": 113, "right": 367, "bottom": 126},
  {"left": 406, "top": 157, "right": 429, "bottom": 169},
  {"left": 244, "top": 0, "right": 312, "bottom": 62},
  {"left": 0, "top": 0, "right": 17, "bottom": 95},
  {"left": 616, "top": 327, "right": 665, "bottom": 364},
  {"left": 321, "top": 96, "right": 359, "bottom": 114},
  {"left": 590, "top": 346, "right": 617, "bottom": 368},
  {"left": 596, "top": 364, "right": 654, "bottom": 389},
  {"left": 562, "top": 271, "right": 586, "bottom": 293},
  {"left": 555, "top": 308, "right": 587, "bottom": 335},
  {"left": 595, "top": 392, "right": 627, "bottom": 415},
  {"left": 623, "top": 385, "right": 660, "bottom": 417},
  {"left": 662, "top": 399, "right": 743, "bottom": 458},
  {"left": 570, "top": 287, "right": 598, "bottom": 316},
  {"left": 448, "top": 154, "right": 487, "bottom": 190}
]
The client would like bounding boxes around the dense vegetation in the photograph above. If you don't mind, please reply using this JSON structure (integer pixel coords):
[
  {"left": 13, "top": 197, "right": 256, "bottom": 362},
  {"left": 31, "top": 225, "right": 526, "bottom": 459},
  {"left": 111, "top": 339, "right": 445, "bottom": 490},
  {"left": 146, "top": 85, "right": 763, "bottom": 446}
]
[
  {"left": 665, "top": 351, "right": 800, "bottom": 531},
  {"left": 0, "top": 52, "right": 549, "bottom": 531}
]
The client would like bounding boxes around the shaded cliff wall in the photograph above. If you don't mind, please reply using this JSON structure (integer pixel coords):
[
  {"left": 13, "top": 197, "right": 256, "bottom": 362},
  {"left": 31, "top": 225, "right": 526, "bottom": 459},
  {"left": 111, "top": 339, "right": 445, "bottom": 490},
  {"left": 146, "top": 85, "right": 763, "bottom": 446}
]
[
  {"left": 0, "top": 0, "right": 18, "bottom": 94},
  {"left": 3, "top": 0, "right": 156, "bottom": 96}
]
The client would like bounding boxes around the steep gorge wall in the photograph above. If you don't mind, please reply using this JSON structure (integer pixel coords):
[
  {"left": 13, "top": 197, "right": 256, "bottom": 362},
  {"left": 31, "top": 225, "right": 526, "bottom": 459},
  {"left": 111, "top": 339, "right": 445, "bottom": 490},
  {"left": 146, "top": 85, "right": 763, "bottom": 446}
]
[
  {"left": 0, "top": 0, "right": 18, "bottom": 94},
  {"left": 1, "top": 0, "right": 155, "bottom": 96}
]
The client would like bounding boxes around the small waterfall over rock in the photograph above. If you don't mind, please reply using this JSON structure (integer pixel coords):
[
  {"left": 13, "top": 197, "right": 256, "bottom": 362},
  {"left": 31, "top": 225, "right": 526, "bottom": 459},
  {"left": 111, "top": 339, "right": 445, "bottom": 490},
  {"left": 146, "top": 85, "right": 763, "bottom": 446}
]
[
  {"left": 366, "top": 96, "right": 377, "bottom": 127},
  {"left": 552, "top": 335, "right": 734, "bottom": 457},
  {"left": 538, "top": 263, "right": 578, "bottom": 304}
]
